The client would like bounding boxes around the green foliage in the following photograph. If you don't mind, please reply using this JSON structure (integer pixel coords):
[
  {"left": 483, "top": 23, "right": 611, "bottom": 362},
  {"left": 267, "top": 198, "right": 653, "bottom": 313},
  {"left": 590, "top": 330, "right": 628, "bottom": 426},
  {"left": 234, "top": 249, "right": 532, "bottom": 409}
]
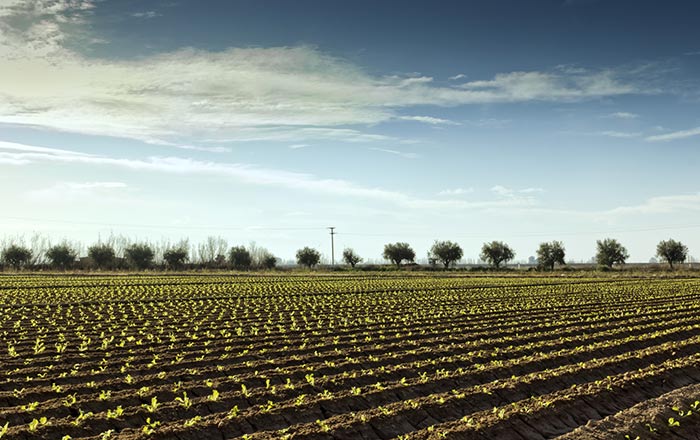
[
  {"left": 480, "top": 241, "right": 515, "bottom": 269},
  {"left": 383, "top": 242, "right": 416, "bottom": 267},
  {"left": 124, "top": 243, "right": 155, "bottom": 270},
  {"left": 429, "top": 240, "right": 463, "bottom": 269},
  {"left": 88, "top": 244, "right": 115, "bottom": 270},
  {"left": 163, "top": 247, "right": 188, "bottom": 269},
  {"left": 296, "top": 247, "right": 321, "bottom": 268},
  {"left": 261, "top": 254, "right": 277, "bottom": 269},
  {"left": 342, "top": 248, "right": 362, "bottom": 268},
  {"left": 2, "top": 244, "right": 32, "bottom": 269},
  {"left": 229, "top": 246, "right": 252, "bottom": 269},
  {"left": 536, "top": 241, "right": 566, "bottom": 270},
  {"left": 46, "top": 243, "right": 78, "bottom": 269},
  {"left": 596, "top": 238, "right": 629, "bottom": 268},
  {"left": 656, "top": 239, "right": 688, "bottom": 269}
]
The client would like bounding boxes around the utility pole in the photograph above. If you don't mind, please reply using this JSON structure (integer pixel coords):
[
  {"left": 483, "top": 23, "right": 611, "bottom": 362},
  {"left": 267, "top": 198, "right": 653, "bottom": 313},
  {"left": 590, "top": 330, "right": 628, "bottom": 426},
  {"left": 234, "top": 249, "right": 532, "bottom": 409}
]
[{"left": 328, "top": 227, "right": 336, "bottom": 266}]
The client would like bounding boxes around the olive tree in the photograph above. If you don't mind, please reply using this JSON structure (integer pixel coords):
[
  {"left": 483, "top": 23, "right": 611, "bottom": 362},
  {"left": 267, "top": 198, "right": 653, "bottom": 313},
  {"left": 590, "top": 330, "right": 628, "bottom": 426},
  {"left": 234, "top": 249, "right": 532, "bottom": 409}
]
[
  {"left": 596, "top": 238, "right": 629, "bottom": 268},
  {"left": 124, "top": 243, "right": 155, "bottom": 270},
  {"left": 261, "top": 254, "right": 278, "bottom": 269},
  {"left": 296, "top": 247, "right": 321, "bottom": 268},
  {"left": 88, "top": 243, "right": 116, "bottom": 270},
  {"left": 382, "top": 242, "right": 415, "bottom": 268},
  {"left": 163, "top": 247, "right": 188, "bottom": 269},
  {"left": 46, "top": 243, "right": 78, "bottom": 270},
  {"left": 429, "top": 240, "right": 463, "bottom": 269},
  {"left": 2, "top": 244, "right": 32, "bottom": 270},
  {"left": 480, "top": 241, "right": 515, "bottom": 269},
  {"left": 229, "top": 246, "right": 252, "bottom": 269},
  {"left": 536, "top": 241, "right": 566, "bottom": 270},
  {"left": 342, "top": 248, "right": 362, "bottom": 268},
  {"left": 656, "top": 239, "right": 688, "bottom": 269}
]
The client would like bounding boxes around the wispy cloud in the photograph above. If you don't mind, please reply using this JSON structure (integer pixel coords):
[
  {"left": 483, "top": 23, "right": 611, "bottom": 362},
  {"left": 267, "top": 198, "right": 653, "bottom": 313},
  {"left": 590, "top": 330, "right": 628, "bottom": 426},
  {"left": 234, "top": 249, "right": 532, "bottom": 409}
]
[
  {"left": 599, "top": 130, "right": 642, "bottom": 138},
  {"left": 437, "top": 188, "right": 474, "bottom": 196},
  {"left": 399, "top": 115, "right": 460, "bottom": 125},
  {"left": 1, "top": 141, "right": 538, "bottom": 211},
  {"left": 458, "top": 69, "right": 639, "bottom": 102},
  {"left": 604, "top": 193, "right": 700, "bottom": 216},
  {"left": 29, "top": 181, "right": 130, "bottom": 201},
  {"left": 289, "top": 144, "right": 309, "bottom": 149},
  {"left": 132, "top": 11, "right": 160, "bottom": 19},
  {"left": 646, "top": 127, "right": 700, "bottom": 142},
  {"left": 369, "top": 147, "right": 420, "bottom": 159},
  {"left": 607, "top": 111, "right": 639, "bottom": 119},
  {"left": 0, "top": 1, "right": 652, "bottom": 147},
  {"left": 491, "top": 185, "right": 544, "bottom": 197},
  {"left": 449, "top": 73, "right": 466, "bottom": 80},
  {"left": 464, "top": 118, "right": 511, "bottom": 128}
]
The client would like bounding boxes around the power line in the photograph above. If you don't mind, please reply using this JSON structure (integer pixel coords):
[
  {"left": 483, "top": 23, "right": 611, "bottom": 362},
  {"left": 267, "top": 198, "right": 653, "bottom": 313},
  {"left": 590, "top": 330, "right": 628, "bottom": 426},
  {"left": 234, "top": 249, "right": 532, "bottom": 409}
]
[{"left": 3, "top": 215, "right": 700, "bottom": 240}]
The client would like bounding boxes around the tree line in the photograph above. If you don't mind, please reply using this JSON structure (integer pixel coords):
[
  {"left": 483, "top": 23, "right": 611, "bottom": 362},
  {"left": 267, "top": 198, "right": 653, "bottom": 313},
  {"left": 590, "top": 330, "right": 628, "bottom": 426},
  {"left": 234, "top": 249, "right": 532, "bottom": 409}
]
[
  {"left": 0, "top": 235, "right": 277, "bottom": 271},
  {"left": 0, "top": 236, "right": 690, "bottom": 271}
]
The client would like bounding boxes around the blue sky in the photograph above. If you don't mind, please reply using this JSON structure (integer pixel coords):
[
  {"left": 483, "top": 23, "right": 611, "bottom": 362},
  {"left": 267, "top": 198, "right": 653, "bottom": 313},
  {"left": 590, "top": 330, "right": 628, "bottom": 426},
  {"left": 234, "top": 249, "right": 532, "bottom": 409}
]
[{"left": 1, "top": 0, "right": 700, "bottom": 263}]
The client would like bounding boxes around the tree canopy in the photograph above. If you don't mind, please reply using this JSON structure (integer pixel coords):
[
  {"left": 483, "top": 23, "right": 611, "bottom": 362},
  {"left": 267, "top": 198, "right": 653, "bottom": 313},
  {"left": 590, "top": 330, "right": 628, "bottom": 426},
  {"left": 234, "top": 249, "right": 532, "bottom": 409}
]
[
  {"left": 429, "top": 240, "right": 463, "bottom": 268},
  {"left": 46, "top": 243, "right": 78, "bottom": 269},
  {"left": 656, "top": 239, "right": 688, "bottom": 269},
  {"left": 596, "top": 238, "right": 629, "bottom": 268},
  {"left": 2, "top": 245, "right": 32, "bottom": 269},
  {"left": 229, "top": 246, "right": 252, "bottom": 269},
  {"left": 124, "top": 243, "right": 155, "bottom": 270},
  {"left": 88, "top": 244, "right": 116, "bottom": 270},
  {"left": 296, "top": 247, "right": 321, "bottom": 268},
  {"left": 480, "top": 241, "right": 515, "bottom": 269},
  {"left": 383, "top": 242, "right": 415, "bottom": 267},
  {"left": 163, "top": 247, "right": 188, "bottom": 269},
  {"left": 536, "top": 241, "right": 566, "bottom": 270}
]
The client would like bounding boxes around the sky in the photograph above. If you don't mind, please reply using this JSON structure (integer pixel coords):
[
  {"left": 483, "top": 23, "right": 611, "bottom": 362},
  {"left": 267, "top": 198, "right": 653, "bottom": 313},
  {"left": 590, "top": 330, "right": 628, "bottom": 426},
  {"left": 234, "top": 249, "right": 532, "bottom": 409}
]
[{"left": 1, "top": 0, "right": 700, "bottom": 264}]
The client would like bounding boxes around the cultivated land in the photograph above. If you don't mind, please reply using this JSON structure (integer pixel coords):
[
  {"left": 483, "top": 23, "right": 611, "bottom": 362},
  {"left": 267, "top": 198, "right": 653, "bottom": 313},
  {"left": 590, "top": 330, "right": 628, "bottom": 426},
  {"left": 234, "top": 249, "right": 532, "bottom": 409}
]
[{"left": 1, "top": 273, "right": 699, "bottom": 439}]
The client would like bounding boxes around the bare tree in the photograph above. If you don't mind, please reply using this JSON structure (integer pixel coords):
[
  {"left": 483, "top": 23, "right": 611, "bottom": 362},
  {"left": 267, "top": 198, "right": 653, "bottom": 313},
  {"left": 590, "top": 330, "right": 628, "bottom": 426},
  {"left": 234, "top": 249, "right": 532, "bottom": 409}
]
[
  {"left": 198, "top": 236, "right": 228, "bottom": 267},
  {"left": 342, "top": 248, "right": 363, "bottom": 268}
]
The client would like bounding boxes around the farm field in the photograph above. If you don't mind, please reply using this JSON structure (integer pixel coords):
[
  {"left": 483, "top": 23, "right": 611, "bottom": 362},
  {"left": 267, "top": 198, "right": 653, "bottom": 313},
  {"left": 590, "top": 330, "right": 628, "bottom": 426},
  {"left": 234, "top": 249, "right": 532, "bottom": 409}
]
[{"left": 1, "top": 273, "right": 700, "bottom": 440}]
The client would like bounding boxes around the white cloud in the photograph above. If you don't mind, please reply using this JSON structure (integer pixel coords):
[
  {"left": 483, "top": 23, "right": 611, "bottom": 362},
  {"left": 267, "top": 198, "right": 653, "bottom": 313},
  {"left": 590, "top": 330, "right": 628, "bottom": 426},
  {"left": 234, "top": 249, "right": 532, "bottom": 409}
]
[
  {"left": 604, "top": 193, "right": 700, "bottom": 216},
  {"left": 28, "top": 180, "right": 129, "bottom": 201},
  {"left": 599, "top": 130, "right": 642, "bottom": 138},
  {"left": 289, "top": 144, "right": 308, "bottom": 149},
  {"left": 437, "top": 188, "right": 474, "bottom": 196},
  {"left": 132, "top": 11, "right": 160, "bottom": 19},
  {"left": 465, "top": 118, "right": 511, "bottom": 127},
  {"left": 399, "top": 115, "right": 460, "bottom": 125},
  {"left": 491, "top": 185, "right": 513, "bottom": 197},
  {"left": 607, "top": 111, "right": 639, "bottom": 119},
  {"left": 369, "top": 147, "right": 419, "bottom": 159},
  {"left": 0, "top": 2, "right": 648, "bottom": 147},
  {"left": 646, "top": 127, "right": 700, "bottom": 142},
  {"left": 491, "top": 185, "right": 544, "bottom": 197},
  {"left": 460, "top": 70, "right": 637, "bottom": 102},
  {"left": 1, "top": 141, "right": 537, "bottom": 211},
  {"left": 449, "top": 74, "right": 466, "bottom": 80}
]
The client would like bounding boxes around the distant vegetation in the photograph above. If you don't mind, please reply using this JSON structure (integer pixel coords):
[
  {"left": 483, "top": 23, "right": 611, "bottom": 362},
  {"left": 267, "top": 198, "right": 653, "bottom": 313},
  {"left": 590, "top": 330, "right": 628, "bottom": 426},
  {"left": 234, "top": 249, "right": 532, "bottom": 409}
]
[{"left": 0, "top": 233, "right": 694, "bottom": 272}]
